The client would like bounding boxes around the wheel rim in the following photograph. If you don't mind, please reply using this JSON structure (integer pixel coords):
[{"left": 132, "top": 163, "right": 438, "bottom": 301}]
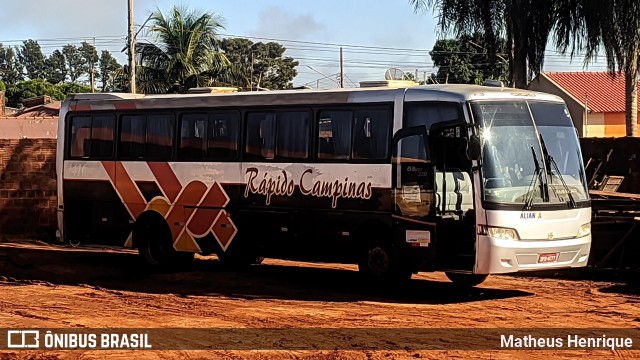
[{"left": 367, "top": 246, "right": 390, "bottom": 277}]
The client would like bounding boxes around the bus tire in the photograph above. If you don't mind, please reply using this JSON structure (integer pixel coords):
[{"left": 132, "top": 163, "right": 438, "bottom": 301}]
[
  {"left": 358, "top": 243, "right": 412, "bottom": 283},
  {"left": 445, "top": 272, "right": 488, "bottom": 287},
  {"left": 135, "top": 215, "right": 194, "bottom": 271}
]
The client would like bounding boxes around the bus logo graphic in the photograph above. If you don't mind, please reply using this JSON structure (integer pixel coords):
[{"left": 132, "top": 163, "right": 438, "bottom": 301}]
[
  {"left": 520, "top": 212, "right": 542, "bottom": 219},
  {"left": 7, "top": 330, "right": 40, "bottom": 349},
  {"left": 101, "top": 161, "right": 238, "bottom": 252}
]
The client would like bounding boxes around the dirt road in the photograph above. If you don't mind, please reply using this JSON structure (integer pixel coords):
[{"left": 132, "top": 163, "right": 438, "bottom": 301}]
[{"left": 0, "top": 241, "right": 638, "bottom": 359}]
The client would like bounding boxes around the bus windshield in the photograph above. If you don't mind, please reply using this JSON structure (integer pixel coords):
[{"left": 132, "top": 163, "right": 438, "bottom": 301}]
[{"left": 471, "top": 100, "right": 589, "bottom": 207}]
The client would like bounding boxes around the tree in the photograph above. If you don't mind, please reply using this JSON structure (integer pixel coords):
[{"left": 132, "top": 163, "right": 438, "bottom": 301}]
[
  {"left": 62, "top": 44, "right": 86, "bottom": 83},
  {"left": 135, "top": 5, "right": 233, "bottom": 94},
  {"left": 18, "top": 40, "right": 46, "bottom": 80},
  {"left": 0, "top": 44, "right": 24, "bottom": 85},
  {"left": 220, "top": 38, "right": 299, "bottom": 90},
  {"left": 4, "top": 80, "right": 65, "bottom": 107},
  {"left": 57, "top": 82, "right": 92, "bottom": 96},
  {"left": 79, "top": 42, "right": 99, "bottom": 89},
  {"left": 410, "top": 0, "right": 556, "bottom": 89},
  {"left": 44, "top": 50, "right": 67, "bottom": 84},
  {"left": 0, "top": 80, "right": 5, "bottom": 92},
  {"left": 98, "top": 50, "right": 122, "bottom": 92},
  {"left": 555, "top": 0, "right": 640, "bottom": 137},
  {"left": 430, "top": 33, "right": 508, "bottom": 84}
]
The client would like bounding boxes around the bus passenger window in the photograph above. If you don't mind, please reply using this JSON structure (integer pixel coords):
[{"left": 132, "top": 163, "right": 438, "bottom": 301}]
[
  {"left": 353, "top": 109, "right": 390, "bottom": 159},
  {"left": 90, "top": 115, "right": 115, "bottom": 158},
  {"left": 208, "top": 112, "right": 239, "bottom": 159},
  {"left": 246, "top": 112, "right": 275, "bottom": 160},
  {"left": 69, "top": 116, "right": 92, "bottom": 158},
  {"left": 317, "top": 110, "right": 352, "bottom": 160},
  {"left": 119, "top": 115, "right": 146, "bottom": 159},
  {"left": 179, "top": 114, "right": 207, "bottom": 160},
  {"left": 145, "top": 114, "right": 175, "bottom": 160},
  {"left": 276, "top": 111, "right": 310, "bottom": 159}
]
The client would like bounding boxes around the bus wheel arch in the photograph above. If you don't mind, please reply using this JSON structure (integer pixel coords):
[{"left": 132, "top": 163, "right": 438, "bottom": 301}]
[
  {"left": 133, "top": 211, "right": 194, "bottom": 270},
  {"left": 354, "top": 220, "right": 409, "bottom": 281}
]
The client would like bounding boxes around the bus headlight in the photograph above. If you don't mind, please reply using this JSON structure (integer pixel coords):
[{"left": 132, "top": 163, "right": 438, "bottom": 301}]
[
  {"left": 478, "top": 225, "right": 520, "bottom": 240},
  {"left": 577, "top": 223, "right": 591, "bottom": 238}
]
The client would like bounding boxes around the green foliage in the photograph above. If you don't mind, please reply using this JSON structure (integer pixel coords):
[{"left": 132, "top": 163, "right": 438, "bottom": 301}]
[
  {"left": 410, "top": 0, "right": 557, "bottom": 88},
  {"left": 430, "top": 33, "right": 508, "bottom": 84},
  {"left": 18, "top": 40, "right": 46, "bottom": 80},
  {"left": 135, "top": 5, "right": 233, "bottom": 93},
  {"left": 44, "top": 50, "right": 67, "bottom": 84},
  {"left": 0, "top": 44, "right": 24, "bottom": 85},
  {"left": 62, "top": 44, "right": 86, "bottom": 82},
  {"left": 0, "top": 80, "right": 5, "bottom": 92},
  {"left": 220, "top": 38, "right": 299, "bottom": 90},
  {"left": 5, "top": 80, "right": 65, "bottom": 107},
  {"left": 98, "top": 50, "right": 122, "bottom": 92},
  {"left": 4, "top": 80, "right": 91, "bottom": 107}
]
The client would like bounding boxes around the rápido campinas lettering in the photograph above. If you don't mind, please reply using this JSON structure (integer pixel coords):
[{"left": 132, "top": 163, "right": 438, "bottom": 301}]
[
  {"left": 245, "top": 168, "right": 372, "bottom": 208},
  {"left": 501, "top": 334, "right": 633, "bottom": 350}
]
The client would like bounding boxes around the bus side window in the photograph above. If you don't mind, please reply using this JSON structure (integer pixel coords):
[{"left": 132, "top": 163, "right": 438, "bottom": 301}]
[
  {"left": 179, "top": 113, "right": 207, "bottom": 160},
  {"left": 119, "top": 115, "right": 146, "bottom": 159},
  {"left": 317, "top": 110, "right": 352, "bottom": 160},
  {"left": 352, "top": 109, "right": 390, "bottom": 160},
  {"left": 90, "top": 115, "right": 115, "bottom": 158},
  {"left": 145, "top": 114, "right": 175, "bottom": 160},
  {"left": 69, "top": 116, "right": 92, "bottom": 158},
  {"left": 276, "top": 111, "right": 310, "bottom": 159},
  {"left": 208, "top": 112, "right": 239, "bottom": 159},
  {"left": 246, "top": 112, "right": 275, "bottom": 160}
]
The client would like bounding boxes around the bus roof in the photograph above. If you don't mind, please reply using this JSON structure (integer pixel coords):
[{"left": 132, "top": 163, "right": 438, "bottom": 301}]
[{"left": 64, "top": 84, "right": 563, "bottom": 112}]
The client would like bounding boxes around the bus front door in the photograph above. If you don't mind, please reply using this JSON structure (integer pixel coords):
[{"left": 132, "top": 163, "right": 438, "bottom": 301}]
[{"left": 392, "top": 127, "right": 438, "bottom": 272}]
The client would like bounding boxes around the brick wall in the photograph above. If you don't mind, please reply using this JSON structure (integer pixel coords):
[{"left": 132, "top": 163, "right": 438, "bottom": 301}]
[{"left": 0, "top": 138, "right": 57, "bottom": 238}]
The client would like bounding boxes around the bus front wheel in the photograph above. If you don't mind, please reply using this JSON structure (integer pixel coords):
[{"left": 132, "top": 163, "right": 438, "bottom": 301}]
[
  {"left": 358, "top": 244, "right": 412, "bottom": 283},
  {"left": 445, "top": 272, "right": 488, "bottom": 287}
]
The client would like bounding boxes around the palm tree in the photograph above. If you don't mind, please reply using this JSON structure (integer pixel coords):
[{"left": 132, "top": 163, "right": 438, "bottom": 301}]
[
  {"left": 134, "top": 5, "right": 237, "bottom": 94},
  {"left": 555, "top": 0, "right": 640, "bottom": 137},
  {"left": 410, "top": 0, "right": 556, "bottom": 89}
]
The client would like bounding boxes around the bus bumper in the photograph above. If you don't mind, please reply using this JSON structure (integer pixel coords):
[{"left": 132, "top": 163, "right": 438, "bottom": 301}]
[{"left": 475, "top": 235, "right": 591, "bottom": 274}]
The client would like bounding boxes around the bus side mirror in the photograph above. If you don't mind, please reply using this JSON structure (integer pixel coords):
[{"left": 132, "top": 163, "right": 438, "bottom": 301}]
[{"left": 467, "top": 135, "right": 482, "bottom": 161}]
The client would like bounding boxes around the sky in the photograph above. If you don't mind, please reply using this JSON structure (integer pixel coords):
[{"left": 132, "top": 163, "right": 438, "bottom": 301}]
[{"left": 0, "top": 0, "right": 609, "bottom": 88}]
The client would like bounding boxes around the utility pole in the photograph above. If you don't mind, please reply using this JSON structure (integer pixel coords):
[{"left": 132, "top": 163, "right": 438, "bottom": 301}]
[
  {"left": 90, "top": 37, "right": 96, "bottom": 93},
  {"left": 339, "top": 47, "right": 344, "bottom": 88},
  {"left": 127, "top": 0, "right": 136, "bottom": 94}
]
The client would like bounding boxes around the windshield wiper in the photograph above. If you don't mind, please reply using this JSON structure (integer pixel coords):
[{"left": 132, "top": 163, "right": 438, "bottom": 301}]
[
  {"left": 540, "top": 135, "right": 577, "bottom": 208},
  {"left": 524, "top": 146, "right": 547, "bottom": 209}
]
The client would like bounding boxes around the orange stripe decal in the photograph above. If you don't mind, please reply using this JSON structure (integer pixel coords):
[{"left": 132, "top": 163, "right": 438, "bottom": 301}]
[
  {"left": 164, "top": 181, "right": 207, "bottom": 241},
  {"left": 148, "top": 162, "right": 182, "bottom": 202}
]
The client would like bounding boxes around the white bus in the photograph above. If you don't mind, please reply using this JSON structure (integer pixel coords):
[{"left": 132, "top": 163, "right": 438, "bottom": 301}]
[{"left": 56, "top": 83, "right": 592, "bottom": 287}]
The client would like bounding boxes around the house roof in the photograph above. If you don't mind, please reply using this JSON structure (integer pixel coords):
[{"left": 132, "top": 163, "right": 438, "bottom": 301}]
[
  {"left": 542, "top": 72, "right": 637, "bottom": 113},
  {"left": 13, "top": 101, "right": 61, "bottom": 118}
]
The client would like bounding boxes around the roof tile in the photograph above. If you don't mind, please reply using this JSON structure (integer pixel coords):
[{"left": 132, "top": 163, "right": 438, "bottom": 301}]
[{"left": 543, "top": 72, "right": 637, "bottom": 113}]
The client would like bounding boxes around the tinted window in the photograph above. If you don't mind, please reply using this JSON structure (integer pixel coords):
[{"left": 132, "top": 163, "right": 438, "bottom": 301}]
[
  {"left": 179, "top": 113, "right": 207, "bottom": 160},
  {"left": 529, "top": 102, "right": 574, "bottom": 127},
  {"left": 276, "top": 111, "right": 310, "bottom": 159},
  {"left": 69, "top": 115, "right": 115, "bottom": 159},
  {"left": 318, "top": 110, "right": 352, "bottom": 160},
  {"left": 404, "top": 103, "right": 462, "bottom": 130},
  {"left": 352, "top": 109, "right": 390, "bottom": 159},
  {"left": 245, "top": 112, "right": 275, "bottom": 160},
  {"left": 119, "top": 115, "right": 146, "bottom": 159},
  {"left": 145, "top": 114, "right": 174, "bottom": 160},
  {"left": 208, "top": 112, "right": 239, "bottom": 159},
  {"left": 90, "top": 115, "right": 115, "bottom": 158},
  {"left": 69, "top": 116, "right": 92, "bottom": 158}
]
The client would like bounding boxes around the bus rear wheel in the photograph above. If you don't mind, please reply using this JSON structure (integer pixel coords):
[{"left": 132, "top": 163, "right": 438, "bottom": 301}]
[
  {"left": 136, "top": 217, "right": 194, "bottom": 271},
  {"left": 445, "top": 272, "right": 488, "bottom": 287}
]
